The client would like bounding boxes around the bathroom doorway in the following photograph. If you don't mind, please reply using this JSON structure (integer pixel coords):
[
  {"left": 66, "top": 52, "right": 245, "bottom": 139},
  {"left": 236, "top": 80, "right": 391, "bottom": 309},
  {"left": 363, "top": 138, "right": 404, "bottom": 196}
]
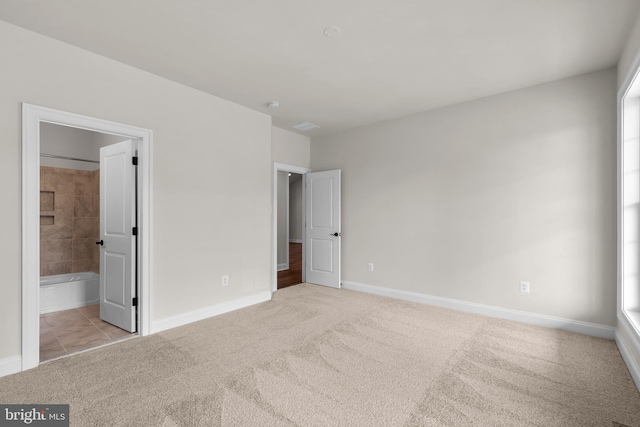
[
  {"left": 38, "top": 123, "right": 135, "bottom": 362},
  {"left": 22, "top": 104, "right": 152, "bottom": 371}
]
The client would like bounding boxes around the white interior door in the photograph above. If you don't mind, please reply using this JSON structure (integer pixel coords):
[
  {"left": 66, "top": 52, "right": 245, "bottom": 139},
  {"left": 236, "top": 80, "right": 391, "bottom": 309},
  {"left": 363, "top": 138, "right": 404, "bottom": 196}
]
[
  {"left": 99, "top": 140, "right": 137, "bottom": 332},
  {"left": 305, "top": 170, "right": 341, "bottom": 288}
]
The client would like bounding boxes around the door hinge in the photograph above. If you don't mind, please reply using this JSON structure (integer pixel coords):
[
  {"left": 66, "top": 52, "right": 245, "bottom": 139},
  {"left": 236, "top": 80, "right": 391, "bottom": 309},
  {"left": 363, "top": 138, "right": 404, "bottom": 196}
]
[
  {"left": 132, "top": 156, "right": 138, "bottom": 166},
  {"left": 132, "top": 297, "right": 138, "bottom": 307},
  {"left": 132, "top": 226, "right": 138, "bottom": 236}
]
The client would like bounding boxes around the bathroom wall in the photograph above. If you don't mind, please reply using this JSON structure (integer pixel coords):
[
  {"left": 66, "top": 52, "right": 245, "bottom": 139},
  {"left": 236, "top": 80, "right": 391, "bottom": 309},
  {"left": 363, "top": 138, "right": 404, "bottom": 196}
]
[
  {"left": 40, "top": 166, "right": 100, "bottom": 276},
  {"left": 40, "top": 123, "right": 102, "bottom": 171},
  {"left": 39, "top": 123, "right": 126, "bottom": 277}
]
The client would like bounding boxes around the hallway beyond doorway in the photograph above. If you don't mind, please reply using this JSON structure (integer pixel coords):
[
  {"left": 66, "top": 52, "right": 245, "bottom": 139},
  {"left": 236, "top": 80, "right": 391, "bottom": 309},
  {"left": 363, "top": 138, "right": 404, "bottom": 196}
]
[{"left": 277, "top": 243, "right": 302, "bottom": 289}]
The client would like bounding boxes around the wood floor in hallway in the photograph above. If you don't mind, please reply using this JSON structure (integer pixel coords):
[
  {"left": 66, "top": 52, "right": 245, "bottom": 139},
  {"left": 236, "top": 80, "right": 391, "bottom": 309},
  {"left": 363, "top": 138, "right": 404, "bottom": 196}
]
[{"left": 277, "top": 242, "right": 302, "bottom": 289}]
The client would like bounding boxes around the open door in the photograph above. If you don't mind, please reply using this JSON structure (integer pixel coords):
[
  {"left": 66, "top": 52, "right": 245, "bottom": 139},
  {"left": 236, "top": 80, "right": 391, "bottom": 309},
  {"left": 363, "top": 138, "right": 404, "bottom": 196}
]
[
  {"left": 305, "top": 170, "right": 341, "bottom": 288},
  {"left": 99, "top": 140, "right": 137, "bottom": 332}
]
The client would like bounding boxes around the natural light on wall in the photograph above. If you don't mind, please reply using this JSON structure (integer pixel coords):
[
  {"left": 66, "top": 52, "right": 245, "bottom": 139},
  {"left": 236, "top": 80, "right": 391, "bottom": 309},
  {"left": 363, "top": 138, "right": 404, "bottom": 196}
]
[
  {"left": 618, "top": 45, "right": 640, "bottom": 390},
  {"left": 622, "top": 84, "right": 640, "bottom": 327}
]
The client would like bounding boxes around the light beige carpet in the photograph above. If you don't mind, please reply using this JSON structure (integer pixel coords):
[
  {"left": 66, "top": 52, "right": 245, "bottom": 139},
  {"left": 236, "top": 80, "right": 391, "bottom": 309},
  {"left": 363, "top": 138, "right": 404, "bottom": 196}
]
[{"left": 1, "top": 284, "right": 639, "bottom": 426}]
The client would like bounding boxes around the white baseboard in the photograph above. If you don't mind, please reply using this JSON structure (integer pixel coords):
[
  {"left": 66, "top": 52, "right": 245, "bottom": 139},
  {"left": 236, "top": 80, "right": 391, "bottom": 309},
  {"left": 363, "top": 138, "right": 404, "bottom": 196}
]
[
  {"left": 277, "top": 263, "right": 289, "bottom": 272},
  {"left": 0, "top": 356, "right": 22, "bottom": 378},
  {"left": 151, "top": 291, "right": 272, "bottom": 334},
  {"left": 616, "top": 314, "right": 640, "bottom": 392},
  {"left": 289, "top": 239, "right": 303, "bottom": 244},
  {"left": 342, "top": 281, "right": 616, "bottom": 339}
]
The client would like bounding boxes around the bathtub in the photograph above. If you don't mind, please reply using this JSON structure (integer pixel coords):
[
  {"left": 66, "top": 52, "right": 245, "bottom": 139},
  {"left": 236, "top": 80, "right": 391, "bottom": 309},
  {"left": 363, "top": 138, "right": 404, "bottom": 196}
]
[{"left": 40, "top": 272, "right": 100, "bottom": 314}]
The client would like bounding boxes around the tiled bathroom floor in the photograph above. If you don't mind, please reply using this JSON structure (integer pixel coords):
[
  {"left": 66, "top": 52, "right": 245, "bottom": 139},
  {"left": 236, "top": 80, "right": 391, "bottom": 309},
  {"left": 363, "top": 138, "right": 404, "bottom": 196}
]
[{"left": 40, "top": 304, "right": 135, "bottom": 362}]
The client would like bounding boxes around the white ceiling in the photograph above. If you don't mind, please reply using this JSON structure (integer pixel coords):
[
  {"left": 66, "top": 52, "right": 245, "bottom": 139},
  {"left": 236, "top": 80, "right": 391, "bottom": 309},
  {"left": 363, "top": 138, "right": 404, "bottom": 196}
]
[{"left": 1, "top": 0, "right": 639, "bottom": 137}]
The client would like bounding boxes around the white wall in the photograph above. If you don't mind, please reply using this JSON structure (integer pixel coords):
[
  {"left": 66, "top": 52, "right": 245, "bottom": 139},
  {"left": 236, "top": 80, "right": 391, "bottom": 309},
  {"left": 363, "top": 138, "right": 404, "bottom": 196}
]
[
  {"left": 0, "top": 20, "right": 272, "bottom": 362},
  {"left": 40, "top": 123, "right": 126, "bottom": 170},
  {"left": 619, "top": 10, "right": 640, "bottom": 86},
  {"left": 271, "top": 127, "right": 310, "bottom": 273},
  {"left": 272, "top": 127, "right": 310, "bottom": 169},
  {"left": 40, "top": 123, "right": 99, "bottom": 170},
  {"left": 312, "top": 68, "right": 617, "bottom": 326}
]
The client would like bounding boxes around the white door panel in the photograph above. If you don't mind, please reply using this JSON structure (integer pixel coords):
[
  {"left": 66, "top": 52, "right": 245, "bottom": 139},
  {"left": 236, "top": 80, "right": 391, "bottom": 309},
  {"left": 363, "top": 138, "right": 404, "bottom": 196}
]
[
  {"left": 305, "top": 170, "right": 341, "bottom": 288},
  {"left": 310, "top": 239, "right": 333, "bottom": 272},
  {"left": 100, "top": 139, "right": 136, "bottom": 332},
  {"left": 104, "top": 253, "right": 126, "bottom": 305}
]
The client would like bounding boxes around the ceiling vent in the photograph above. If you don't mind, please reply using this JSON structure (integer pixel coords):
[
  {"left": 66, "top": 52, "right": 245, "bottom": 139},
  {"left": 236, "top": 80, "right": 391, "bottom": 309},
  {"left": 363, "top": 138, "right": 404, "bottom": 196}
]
[{"left": 292, "top": 121, "right": 319, "bottom": 132}]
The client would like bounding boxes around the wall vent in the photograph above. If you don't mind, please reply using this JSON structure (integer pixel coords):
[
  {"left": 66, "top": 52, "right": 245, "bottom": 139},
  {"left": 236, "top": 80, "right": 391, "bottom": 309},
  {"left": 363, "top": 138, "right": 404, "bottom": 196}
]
[{"left": 291, "top": 121, "right": 319, "bottom": 132}]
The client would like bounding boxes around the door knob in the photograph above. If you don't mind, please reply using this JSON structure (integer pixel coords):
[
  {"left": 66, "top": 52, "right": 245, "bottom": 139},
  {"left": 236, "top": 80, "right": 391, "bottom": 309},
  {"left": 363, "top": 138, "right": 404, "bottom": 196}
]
[
  {"left": 96, "top": 240, "right": 104, "bottom": 246},
  {"left": 331, "top": 232, "right": 341, "bottom": 237}
]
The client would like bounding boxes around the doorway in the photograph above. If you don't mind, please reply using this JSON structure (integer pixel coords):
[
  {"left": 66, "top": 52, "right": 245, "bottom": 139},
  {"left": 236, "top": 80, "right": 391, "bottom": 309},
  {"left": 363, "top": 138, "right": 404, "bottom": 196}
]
[
  {"left": 272, "top": 163, "right": 310, "bottom": 292},
  {"left": 272, "top": 164, "right": 343, "bottom": 291},
  {"left": 38, "top": 124, "right": 136, "bottom": 362},
  {"left": 22, "top": 104, "right": 152, "bottom": 371},
  {"left": 277, "top": 172, "right": 303, "bottom": 289}
]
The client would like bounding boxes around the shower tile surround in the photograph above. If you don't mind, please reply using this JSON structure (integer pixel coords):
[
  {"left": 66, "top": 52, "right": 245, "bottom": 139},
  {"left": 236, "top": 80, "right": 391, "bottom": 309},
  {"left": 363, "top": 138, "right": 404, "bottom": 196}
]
[{"left": 40, "top": 166, "right": 100, "bottom": 276}]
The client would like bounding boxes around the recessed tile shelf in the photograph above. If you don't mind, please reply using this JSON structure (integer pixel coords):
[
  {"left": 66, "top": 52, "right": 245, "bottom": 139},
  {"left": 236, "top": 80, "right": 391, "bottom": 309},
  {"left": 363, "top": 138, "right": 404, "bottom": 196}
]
[
  {"left": 40, "top": 191, "right": 56, "bottom": 225},
  {"left": 40, "top": 215, "right": 55, "bottom": 225}
]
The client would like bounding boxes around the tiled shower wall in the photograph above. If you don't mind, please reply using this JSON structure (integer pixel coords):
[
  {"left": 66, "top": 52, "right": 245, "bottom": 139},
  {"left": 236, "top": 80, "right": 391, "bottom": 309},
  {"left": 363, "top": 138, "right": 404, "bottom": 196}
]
[{"left": 40, "top": 166, "right": 100, "bottom": 277}]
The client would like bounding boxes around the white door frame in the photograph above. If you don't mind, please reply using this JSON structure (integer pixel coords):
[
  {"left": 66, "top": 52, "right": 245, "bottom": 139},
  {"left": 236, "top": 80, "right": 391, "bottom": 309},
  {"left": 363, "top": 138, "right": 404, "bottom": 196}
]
[
  {"left": 272, "top": 162, "right": 310, "bottom": 292},
  {"left": 22, "top": 104, "right": 153, "bottom": 371},
  {"left": 277, "top": 172, "right": 290, "bottom": 272}
]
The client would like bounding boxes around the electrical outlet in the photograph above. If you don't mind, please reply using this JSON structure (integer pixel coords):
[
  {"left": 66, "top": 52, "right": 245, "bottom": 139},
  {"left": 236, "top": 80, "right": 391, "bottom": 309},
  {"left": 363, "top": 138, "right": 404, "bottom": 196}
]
[
  {"left": 519, "top": 281, "right": 530, "bottom": 293},
  {"left": 222, "top": 275, "right": 229, "bottom": 286},
  {"left": 368, "top": 263, "right": 374, "bottom": 272}
]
